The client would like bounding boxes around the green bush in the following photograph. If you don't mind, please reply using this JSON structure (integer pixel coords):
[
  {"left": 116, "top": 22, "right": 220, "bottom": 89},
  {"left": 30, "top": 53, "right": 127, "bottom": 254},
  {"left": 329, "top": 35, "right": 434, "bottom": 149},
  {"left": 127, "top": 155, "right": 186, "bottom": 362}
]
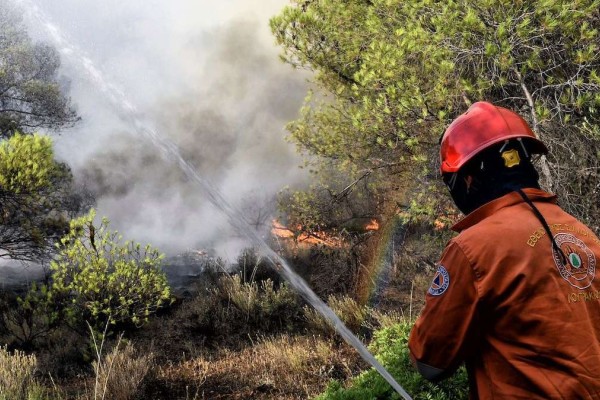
[
  {"left": 21, "top": 210, "right": 172, "bottom": 334},
  {"left": 317, "top": 321, "right": 468, "bottom": 400},
  {"left": 4, "top": 283, "right": 57, "bottom": 347}
]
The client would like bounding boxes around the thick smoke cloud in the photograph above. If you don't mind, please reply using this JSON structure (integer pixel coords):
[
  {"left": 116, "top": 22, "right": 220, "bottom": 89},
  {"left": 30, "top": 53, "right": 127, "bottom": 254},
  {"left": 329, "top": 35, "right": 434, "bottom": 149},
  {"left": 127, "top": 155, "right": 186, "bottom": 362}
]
[{"left": 18, "top": 0, "right": 310, "bottom": 258}]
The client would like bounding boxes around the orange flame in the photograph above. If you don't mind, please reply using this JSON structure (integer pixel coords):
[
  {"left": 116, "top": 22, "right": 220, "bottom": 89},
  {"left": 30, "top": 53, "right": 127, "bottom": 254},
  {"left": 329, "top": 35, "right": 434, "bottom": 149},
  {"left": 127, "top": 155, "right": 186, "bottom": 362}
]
[
  {"left": 365, "top": 219, "right": 380, "bottom": 231},
  {"left": 271, "top": 218, "right": 379, "bottom": 249},
  {"left": 271, "top": 220, "right": 342, "bottom": 247},
  {"left": 271, "top": 220, "right": 295, "bottom": 239}
]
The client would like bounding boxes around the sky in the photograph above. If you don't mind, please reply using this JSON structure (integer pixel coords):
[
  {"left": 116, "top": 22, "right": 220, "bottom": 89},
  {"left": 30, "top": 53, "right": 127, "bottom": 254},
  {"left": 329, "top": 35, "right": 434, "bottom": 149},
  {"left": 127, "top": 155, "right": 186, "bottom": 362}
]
[{"left": 14, "top": 0, "right": 310, "bottom": 260}]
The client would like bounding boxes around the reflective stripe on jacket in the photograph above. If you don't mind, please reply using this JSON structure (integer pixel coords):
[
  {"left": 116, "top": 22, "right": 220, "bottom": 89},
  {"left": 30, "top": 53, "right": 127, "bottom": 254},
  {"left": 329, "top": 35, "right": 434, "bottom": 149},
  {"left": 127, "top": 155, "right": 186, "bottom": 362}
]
[{"left": 409, "top": 188, "right": 600, "bottom": 399}]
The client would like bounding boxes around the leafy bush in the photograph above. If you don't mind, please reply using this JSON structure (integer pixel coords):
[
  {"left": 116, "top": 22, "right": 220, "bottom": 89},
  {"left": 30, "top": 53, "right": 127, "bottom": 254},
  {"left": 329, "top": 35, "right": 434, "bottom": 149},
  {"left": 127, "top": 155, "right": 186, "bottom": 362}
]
[
  {"left": 22, "top": 210, "right": 172, "bottom": 334},
  {"left": 3, "top": 283, "right": 57, "bottom": 347},
  {"left": 0, "top": 132, "right": 61, "bottom": 195},
  {"left": 0, "top": 132, "right": 78, "bottom": 261},
  {"left": 317, "top": 321, "right": 468, "bottom": 400}
]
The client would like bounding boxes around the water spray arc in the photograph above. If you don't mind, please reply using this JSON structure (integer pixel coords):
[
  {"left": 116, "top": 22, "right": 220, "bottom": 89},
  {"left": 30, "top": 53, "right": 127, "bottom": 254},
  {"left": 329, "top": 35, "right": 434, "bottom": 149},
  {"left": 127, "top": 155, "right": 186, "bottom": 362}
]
[{"left": 14, "top": 2, "right": 413, "bottom": 398}]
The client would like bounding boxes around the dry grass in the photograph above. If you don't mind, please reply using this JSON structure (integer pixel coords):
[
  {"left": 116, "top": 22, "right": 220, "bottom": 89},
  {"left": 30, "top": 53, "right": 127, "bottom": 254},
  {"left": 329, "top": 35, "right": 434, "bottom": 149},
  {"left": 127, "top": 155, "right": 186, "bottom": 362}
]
[
  {"left": 304, "top": 295, "right": 370, "bottom": 336},
  {"left": 221, "top": 274, "right": 262, "bottom": 318},
  {"left": 170, "top": 274, "right": 303, "bottom": 345},
  {"left": 156, "top": 334, "right": 362, "bottom": 399},
  {"left": 0, "top": 346, "right": 46, "bottom": 400},
  {"left": 369, "top": 308, "right": 405, "bottom": 329},
  {"left": 84, "top": 337, "right": 154, "bottom": 400},
  {"left": 221, "top": 275, "right": 298, "bottom": 320}
]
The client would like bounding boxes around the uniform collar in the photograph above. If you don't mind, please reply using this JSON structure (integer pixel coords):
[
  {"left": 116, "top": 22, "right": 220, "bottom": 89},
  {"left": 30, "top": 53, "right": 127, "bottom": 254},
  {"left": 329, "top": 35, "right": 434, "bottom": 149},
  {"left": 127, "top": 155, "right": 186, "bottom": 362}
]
[{"left": 452, "top": 188, "right": 557, "bottom": 232}]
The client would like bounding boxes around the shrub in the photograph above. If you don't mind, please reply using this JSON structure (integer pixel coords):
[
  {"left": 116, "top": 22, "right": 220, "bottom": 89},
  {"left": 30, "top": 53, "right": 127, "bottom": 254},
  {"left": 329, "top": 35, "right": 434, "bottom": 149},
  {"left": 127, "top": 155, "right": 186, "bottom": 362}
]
[
  {"left": 283, "top": 244, "right": 363, "bottom": 299},
  {"left": 219, "top": 274, "right": 302, "bottom": 330},
  {"left": 232, "top": 248, "right": 281, "bottom": 285},
  {"left": 0, "top": 133, "right": 73, "bottom": 262},
  {"left": 23, "top": 210, "right": 172, "bottom": 335},
  {"left": 172, "top": 273, "right": 305, "bottom": 346},
  {"left": 303, "top": 295, "right": 371, "bottom": 336},
  {"left": 0, "top": 346, "right": 49, "bottom": 400},
  {"left": 3, "top": 282, "right": 59, "bottom": 348},
  {"left": 86, "top": 337, "right": 154, "bottom": 400},
  {"left": 317, "top": 321, "right": 468, "bottom": 400}
]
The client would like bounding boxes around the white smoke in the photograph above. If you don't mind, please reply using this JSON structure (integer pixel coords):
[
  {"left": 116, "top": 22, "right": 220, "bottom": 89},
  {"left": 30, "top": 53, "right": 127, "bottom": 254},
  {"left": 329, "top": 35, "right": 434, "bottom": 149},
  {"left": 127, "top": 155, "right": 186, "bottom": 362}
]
[{"left": 18, "top": 0, "right": 310, "bottom": 259}]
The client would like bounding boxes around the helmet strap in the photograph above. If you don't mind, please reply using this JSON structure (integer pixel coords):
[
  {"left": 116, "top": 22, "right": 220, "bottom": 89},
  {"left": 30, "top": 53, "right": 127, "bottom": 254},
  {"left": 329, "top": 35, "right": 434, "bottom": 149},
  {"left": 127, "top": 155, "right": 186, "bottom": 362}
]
[
  {"left": 446, "top": 173, "right": 458, "bottom": 190},
  {"left": 516, "top": 189, "right": 567, "bottom": 265},
  {"left": 517, "top": 138, "right": 529, "bottom": 158}
]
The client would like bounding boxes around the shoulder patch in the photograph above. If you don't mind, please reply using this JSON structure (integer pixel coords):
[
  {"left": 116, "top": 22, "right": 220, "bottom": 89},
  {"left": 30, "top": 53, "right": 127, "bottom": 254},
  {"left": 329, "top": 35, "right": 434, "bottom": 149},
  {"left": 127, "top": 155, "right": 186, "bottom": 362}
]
[
  {"left": 552, "top": 233, "right": 596, "bottom": 290},
  {"left": 428, "top": 265, "right": 450, "bottom": 296}
]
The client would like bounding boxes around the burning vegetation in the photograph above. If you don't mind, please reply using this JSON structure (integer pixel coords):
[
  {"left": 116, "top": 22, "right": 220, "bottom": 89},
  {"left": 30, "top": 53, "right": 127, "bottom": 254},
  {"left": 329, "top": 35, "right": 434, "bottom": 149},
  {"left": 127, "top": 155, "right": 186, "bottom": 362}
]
[{"left": 271, "top": 218, "right": 379, "bottom": 249}]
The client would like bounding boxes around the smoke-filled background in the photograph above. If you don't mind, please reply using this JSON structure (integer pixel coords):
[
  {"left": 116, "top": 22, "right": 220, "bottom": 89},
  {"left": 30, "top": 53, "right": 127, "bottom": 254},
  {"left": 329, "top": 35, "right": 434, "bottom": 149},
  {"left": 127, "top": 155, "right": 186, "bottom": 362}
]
[{"left": 17, "top": 0, "right": 309, "bottom": 259}]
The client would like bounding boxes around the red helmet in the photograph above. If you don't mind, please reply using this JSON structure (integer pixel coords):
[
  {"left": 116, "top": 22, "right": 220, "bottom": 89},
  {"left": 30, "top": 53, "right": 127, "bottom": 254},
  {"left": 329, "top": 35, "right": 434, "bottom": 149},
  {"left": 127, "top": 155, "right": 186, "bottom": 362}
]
[{"left": 440, "top": 102, "right": 548, "bottom": 174}]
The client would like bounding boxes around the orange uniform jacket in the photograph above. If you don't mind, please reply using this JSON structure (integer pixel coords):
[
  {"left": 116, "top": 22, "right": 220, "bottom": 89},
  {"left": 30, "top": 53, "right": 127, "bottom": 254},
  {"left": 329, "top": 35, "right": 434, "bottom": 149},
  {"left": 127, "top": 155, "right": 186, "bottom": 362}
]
[{"left": 409, "top": 188, "right": 600, "bottom": 399}]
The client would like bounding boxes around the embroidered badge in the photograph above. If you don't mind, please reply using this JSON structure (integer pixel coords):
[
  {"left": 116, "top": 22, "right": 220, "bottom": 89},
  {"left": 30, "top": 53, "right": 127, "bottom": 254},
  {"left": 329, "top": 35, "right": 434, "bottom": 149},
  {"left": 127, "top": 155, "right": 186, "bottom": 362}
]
[
  {"left": 428, "top": 265, "right": 450, "bottom": 296},
  {"left": 501, "top": 149, "right": 521, "bottom": 168},
  {"left": 552, "top": 233, "right": 596, "bottom": 290}
]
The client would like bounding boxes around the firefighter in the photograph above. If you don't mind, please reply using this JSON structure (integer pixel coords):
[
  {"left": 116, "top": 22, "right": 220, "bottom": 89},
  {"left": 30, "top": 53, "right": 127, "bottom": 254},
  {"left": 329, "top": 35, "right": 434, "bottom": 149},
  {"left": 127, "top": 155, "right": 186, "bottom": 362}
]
[{"left": 408, "top": 101, "right": 600, "bottom": 399}]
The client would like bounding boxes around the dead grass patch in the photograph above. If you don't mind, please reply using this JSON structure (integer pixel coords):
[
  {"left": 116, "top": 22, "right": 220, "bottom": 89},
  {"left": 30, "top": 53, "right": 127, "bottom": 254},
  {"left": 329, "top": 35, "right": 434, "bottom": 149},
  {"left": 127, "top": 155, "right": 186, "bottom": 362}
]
[
  {"left": 82, "top": 337, "right": 154, "bottom": 400},
  {"left": 303, "top": 295, "right": 370, "bottom": 336},
  {"left": 156, "top": 334, "right": 362, "bottom": 400},
  {"left": 0, "top": 346, "right": 38, "bottom": 399}
]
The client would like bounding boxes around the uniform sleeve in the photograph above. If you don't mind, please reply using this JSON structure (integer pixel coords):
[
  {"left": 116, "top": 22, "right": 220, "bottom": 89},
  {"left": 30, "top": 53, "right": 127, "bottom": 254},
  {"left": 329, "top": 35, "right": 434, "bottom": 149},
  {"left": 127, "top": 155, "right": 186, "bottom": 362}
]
[{"left": 408, "top": 240, "right": 479, "bottom": 381}]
